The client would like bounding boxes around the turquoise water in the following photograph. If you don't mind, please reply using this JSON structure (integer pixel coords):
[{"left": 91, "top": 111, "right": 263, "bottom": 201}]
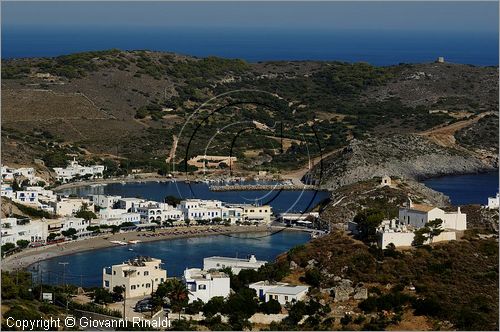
[
  {"left": 30, "top": 231, "right": 310, "bottom": 287},
  {"left": 423, "top": 171, "right": 499, "bottom": 205},
  {"left": 59, "top": 181, "right": 330, "bottom": 214}
]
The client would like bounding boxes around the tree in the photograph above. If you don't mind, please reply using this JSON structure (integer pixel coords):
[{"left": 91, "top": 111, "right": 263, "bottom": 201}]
[
  {"left": 16, "top": 240, "right": 30, "bottom": 248},
  {"left": 304, "top": 268, "right": 321, "bottom": 287},
  {"left": 12, "top": 179, "right": 21, "bottom": 192},
  {"left": 260, "top": 298, "right": 281, "bottom": 314},
  {"left": 74, "top": 205, "right": 97, "bottom": 221},
  {"left": 203, "top": 296, "right": 225, "bottom": 318},
  {"left": 426, "top": 219, "right": 444, "bottom": 243},
  {"left": 47, "top": 233, "right": 60, "bottom": 241},
  {"left": 93, "top": 288, "right": 114, "bottom": 304},
  {"left": 154, "top": 279, "right": 189, "bottom": 312},
  {"left": 61, "top": 228, "right": 77, "bottom": 238},
  {"left": 353, "top": 209, "right": 385, "bottom": 243},
  {"left": 1, "top": 243, "right": 16, "bottom": 255},
  {"left": 412, "top": 219, "right": 444, "bottom": 246},
  {"left": 164, "top": 195, "right": 181, "bottom": 207},
  {"left": 112, "top": 285, "right": 125, "bottom": 301}
]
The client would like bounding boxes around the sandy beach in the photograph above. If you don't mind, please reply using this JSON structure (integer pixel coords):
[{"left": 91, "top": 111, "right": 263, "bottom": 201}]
[{"left": 1, "top": 225, "right": 281, "bottom": 271}]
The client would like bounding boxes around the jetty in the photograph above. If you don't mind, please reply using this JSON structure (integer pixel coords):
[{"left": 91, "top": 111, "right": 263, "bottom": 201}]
[{"left": 209, "top": 184, "right": 321, "bottom": 191}]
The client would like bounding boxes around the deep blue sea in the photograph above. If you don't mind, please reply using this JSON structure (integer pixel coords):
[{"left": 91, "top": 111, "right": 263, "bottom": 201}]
[
  {"left": 423, "top": 171, "right": 499, "bottom": 206},
  {"left": 2, "top": 27, "right": 498, "bottom": 65},
  {"left": 30, "top": 231, "right": 309, "bottom": 287}
]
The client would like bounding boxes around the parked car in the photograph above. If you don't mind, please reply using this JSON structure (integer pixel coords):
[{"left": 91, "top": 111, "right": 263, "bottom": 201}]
[{"left": 134, "top": 298, "right": 152, "bottom": 312}]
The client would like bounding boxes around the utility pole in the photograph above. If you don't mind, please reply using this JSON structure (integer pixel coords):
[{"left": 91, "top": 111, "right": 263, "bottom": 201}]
[{"left": 58, "top": 262, "right": 69, "bottom": 291}]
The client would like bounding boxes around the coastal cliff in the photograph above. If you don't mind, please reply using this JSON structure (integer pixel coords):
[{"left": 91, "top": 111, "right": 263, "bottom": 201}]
[{"left": 311, "top": 134, "right": 497, "bottom": 191}]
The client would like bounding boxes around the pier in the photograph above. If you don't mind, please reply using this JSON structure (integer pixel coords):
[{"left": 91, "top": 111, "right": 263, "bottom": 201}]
[{"left": 209, "top": 184, "right": 321, "bottom": 191}]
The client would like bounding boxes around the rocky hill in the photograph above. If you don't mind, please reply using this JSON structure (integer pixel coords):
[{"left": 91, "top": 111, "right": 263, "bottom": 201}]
[
  {"left": 1, "top": 50, "right": 498, "bottom": 178},
  {"left": 311, "top": 133, "right": 496, "bottom": 191}
]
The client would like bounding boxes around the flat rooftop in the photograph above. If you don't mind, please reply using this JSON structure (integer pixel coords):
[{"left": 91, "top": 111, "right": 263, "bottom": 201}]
[
  {"left": 205, "top": 256, "right": 267, "bottom": 264},
  {"left": 267, "top": 285, "right": 309, "bottom": 295}
]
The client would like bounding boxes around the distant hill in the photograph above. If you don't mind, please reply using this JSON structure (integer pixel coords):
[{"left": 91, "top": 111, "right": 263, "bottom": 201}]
[{"left": 2, "top": 50, "right": 498, "bottom": 178}]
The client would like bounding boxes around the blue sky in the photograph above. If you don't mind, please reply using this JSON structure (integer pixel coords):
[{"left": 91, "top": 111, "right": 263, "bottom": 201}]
[{"left": 2, "top": 1, "right": 498, "bottom": 33}]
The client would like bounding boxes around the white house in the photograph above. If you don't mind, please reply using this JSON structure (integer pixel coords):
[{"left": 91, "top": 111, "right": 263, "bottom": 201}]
[
  {"left": 53, "top": 158, "right": 105, "bottom": 183},
  {"left": 249, "top": 281, "right": 308, "bottom": 305},
  {"left": 51, "top": 197, "right": 94, "bottom": 216},
  {"left": 180, "top": 199, "right": 224, "bottom": 222},
  {"left": 118, "top": 197, "right": 145, "bottom": 212},
  {"left": 376, "top": 219, "right": 457, "bottom": 248},
  {"left": 13, "top": 190, "right": 39, "bottom": 205},
  {"left": 14, "top": 167, "right": 36, "bottom": 180},
  {"left": 60, "top": 217, "right": 92, "bottom": 238},
  {"left": 487, "top": 193, "right": 499, "bottom": 209},
  {"left": 398, "top": 198, "right": 466, "bottom": 231},
  {"left": 103, "top": 257, "right": 167, "bottom": 298},
  {"left": 1, "top": 184, "right": 14, "bottom": 199},
  {"left": 1, "top": 165, "right": 15, "bottom": 182},
  {"left": 96, "top": 209, "right": 141, "bottom": 226},
  {"left": 183, "top": 268, "right": 230, "bottom": 303},
  {"left": 1, "top": 217, "right": 48, "bottom": 246},
  {"left": 135, "top": 202, "right": 184, "bottom": 224},
  {"left": 203, "top": 255, "right": 267, "bottom": 274},
  {"left": 91, "top": 195, "right": 122, "bottom": 209},
  {"left": 239, "top": 204, "right": 272, "bottom": 224},
  {"left": 24, "top": 186, "right": 57, "bottom": 203}
]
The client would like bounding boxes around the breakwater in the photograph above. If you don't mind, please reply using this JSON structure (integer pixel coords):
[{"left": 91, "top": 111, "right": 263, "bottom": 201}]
[{"left": 209, "top": 184, "right": 321, "bottom": 191}]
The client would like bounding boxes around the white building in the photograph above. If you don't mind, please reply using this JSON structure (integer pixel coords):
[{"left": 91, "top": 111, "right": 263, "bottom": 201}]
[
  {"left": 249, "top": 281, "right": 308, "bottom": 305},
  {"left": 14, "top": 167, "right": 36, "bottom": 180},
  {"left": 239, "top": 204, "right": 272, "bottom": 224},
  {"left": 179, "top": 199, "right": 272, "bottom": 224},
  {"left": 203, "top": 255, "right": 267, "bottom": 274},
  {"left": 1, "top": 184, "right": 14, "bottom": 199},
  {"left": 51, "top": 197, "right": 94, "bottom": 216},
  {"left": 278, "top": 212, "right": 319, "bottom": 226},
  {"left": 1, "top": 165, "right": 15, "bottom": 182},
  {"left": 103, "top": 257, "right": 167, "bottom": 298},
  {"left": 398, "top": 199, "right": 466, "bottom": 231},
  {"left": 180, "top": 199, "right": 224, "bottom": 222},
  {"left": 96, "top": 208, "right": 141, "bottom": 226},
  {"left": 60, "top": 217, "right": 92, "bottom": 238},
  {"left": 53, "top": 158, "right": 105, "bottom": 183},
  {"left": 135, "top": 202, "right": 184, "bottom": 224},
  {"left": 487, "top": 193, "right": 499, "bottom": 209},
  {"left": 1, "top": 217, "right": 48, "bottom": 246},
  {"left": 376, "top": 219, "right": 457, "bottom": 248},
  {"left": 118, "top": 197, "right": 145, "bottom": 212},
  {"left": 91, "top": 195, "right": 122, "bottom": 209},
  {"left": 24, "top": 186, "right": 57, "bottom": 202},
  {"left": 14, "top": 190, "right": 39, "bottom": 204},
  {"left": 183, "top": 268, "right": 230, "bottom": 303}
]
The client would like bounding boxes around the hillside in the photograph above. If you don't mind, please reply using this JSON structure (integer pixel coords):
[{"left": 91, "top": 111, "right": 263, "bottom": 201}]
[{"left": 1, "top": 50, "right": 498, "bottom": 177}]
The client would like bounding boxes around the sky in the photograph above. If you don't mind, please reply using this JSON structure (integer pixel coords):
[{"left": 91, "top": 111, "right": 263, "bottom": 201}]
[{"left": 2, "top": 1, "right": 499, "bottom": 33}]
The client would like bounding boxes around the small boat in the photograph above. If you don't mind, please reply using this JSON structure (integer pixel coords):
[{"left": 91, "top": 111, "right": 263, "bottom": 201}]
[
  {"left": 128, "top": 240, "right": 141, "bottom": 244},
  {"left": 110, "top": 240, "right": 127, "bottom": 245},
  {"left": 128, "top": 248, "right": 134, "bottom": 251}
]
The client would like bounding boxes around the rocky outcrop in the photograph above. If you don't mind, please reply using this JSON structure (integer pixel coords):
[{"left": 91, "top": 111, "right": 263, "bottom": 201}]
[{"left": 311, "top": 134, "right": 495, "bottom": 191}]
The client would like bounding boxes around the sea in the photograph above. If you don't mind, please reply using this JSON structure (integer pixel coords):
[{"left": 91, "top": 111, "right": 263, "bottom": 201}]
[
  {"left": 2, "top": 27, "right": 498, "bottom": 66},
  {"left": 423, "top": 171, "right": 499, "bottom": 206},
  {"left": 31, "top": 230, "right": 310, "bottom": 287},
  {"left": 58, "top": 181, "right": 331, "bottom": 214}
]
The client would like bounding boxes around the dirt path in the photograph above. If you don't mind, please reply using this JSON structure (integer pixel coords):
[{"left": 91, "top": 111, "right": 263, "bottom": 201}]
[
  {"left": 166, "top": 135, "right": 178, "bottom": 163},
  {"left": 419, "top": 112, "right": 492, "bottom": 148},
  {"left": 284, "top": 148, "right": 342, "bottom": 185}
]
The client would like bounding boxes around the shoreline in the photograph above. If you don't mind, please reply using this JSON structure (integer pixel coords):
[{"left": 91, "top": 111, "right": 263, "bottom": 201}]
[
  {"left": 52, "top": 169, "right": 499, "bottom": 193},
  {"left": 1, "top": 225, "right": 303, "bottom": 272}
]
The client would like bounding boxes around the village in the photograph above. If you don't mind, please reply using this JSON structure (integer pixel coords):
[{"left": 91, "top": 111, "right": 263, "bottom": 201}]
[{"left": 1, "top": 160, "right": 498, "bottom": 328}]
